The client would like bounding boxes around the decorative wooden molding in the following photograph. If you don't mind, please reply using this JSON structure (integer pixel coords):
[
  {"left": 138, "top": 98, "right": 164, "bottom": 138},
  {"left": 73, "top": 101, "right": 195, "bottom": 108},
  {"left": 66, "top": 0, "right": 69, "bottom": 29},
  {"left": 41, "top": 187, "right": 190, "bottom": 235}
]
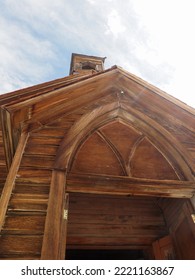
[
  {"left": 0, "top": 132, "right": 29, "bottom": 231},
  {"left": 41, "top": 170, "right": 67, "bottom": 260},
  {"left": 119, "top": 106, "right": 194, "bottom": 181},
  {"left": 55, "top": 104, "right": 120, "bottom": 170},
  {"left": 96, "top": 130, "right": 128, "bottom": 175},
  {"left": 55, "top": 106, "right": 194, "bottom": 181},
  {"left": 66, "top": 173, "right": 195, "bottom": 198},
  {"left": 128, "top": 135, "right": 144, "bottom": 176}
]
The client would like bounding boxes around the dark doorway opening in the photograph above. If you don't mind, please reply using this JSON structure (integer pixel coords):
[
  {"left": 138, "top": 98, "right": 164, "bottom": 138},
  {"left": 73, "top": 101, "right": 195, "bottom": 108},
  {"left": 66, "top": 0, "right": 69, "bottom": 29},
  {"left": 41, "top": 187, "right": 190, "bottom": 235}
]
[{"left": 66, "top": 249, "right": 145, "bottom": 260}]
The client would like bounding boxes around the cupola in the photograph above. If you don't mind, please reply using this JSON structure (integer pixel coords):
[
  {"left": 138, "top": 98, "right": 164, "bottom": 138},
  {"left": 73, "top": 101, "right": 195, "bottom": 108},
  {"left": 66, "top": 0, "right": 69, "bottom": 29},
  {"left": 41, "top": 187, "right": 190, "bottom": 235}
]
[{"left": 69, "top": 53, "right": 106, "bottom": 75}]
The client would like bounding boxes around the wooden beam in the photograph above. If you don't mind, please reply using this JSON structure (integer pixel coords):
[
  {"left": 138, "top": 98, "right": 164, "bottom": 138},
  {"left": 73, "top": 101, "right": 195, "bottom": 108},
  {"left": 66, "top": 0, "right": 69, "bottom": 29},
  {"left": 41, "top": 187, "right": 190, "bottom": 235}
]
[
  {"left": 41, "top": 170, "right": 67, "bottom": 260},
  {"left": 0, "top": 132, "right": 29, "bottom": 231},
  {"left": 66, "top": 173, "right": 195, "bottom": 198},
  {"left": 0, "top": 108, "right": 14, "bottom": 168}
]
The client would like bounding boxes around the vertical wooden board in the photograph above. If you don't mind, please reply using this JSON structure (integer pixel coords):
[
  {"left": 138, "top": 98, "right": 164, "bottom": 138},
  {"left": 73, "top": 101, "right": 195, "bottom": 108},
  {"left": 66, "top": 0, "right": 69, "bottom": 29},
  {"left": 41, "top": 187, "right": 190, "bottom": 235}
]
[
  {"left": 152, "top": 240, "right": 162, "bottom": 260},
  {"left": 41, "top": 170, "right": 66, "bottom": 260},
  {"left": 152, "top": 235, "right": 176, "bottom": 260},
  {"left": 174, "top": 218, "right": 195, "bottom": 260},
  {"left": 0, "top": 120, "right": 8, "bottom": 197}
]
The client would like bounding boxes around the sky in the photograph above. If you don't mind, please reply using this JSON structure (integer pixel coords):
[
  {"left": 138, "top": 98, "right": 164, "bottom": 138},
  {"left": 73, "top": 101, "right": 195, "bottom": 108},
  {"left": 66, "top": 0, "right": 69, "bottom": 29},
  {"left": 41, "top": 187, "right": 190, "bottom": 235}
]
[{"left": 0, "top": 0, "right": 195, "bottom": 108}]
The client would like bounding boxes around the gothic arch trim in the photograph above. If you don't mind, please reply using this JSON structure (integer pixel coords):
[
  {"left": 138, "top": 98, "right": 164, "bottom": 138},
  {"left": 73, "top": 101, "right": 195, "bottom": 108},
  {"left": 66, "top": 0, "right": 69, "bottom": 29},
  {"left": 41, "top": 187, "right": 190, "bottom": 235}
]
[{"left": 54, "top": 105, "right": 194, "bottom": 181}]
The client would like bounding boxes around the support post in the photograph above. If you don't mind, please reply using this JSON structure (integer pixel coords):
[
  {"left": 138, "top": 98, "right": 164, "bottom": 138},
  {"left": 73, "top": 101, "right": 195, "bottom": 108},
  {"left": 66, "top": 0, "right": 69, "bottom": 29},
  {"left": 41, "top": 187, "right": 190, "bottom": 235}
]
[{"left": 41, "top": 170, "right": 68, "bottom": 260}]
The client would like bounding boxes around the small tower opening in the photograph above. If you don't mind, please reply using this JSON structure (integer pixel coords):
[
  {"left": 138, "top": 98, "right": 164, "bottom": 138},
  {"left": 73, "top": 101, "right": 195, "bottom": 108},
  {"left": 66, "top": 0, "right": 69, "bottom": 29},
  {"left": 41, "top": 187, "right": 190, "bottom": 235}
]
[{"left": 69, "top": 53, "right": 106, "bottom": 75}]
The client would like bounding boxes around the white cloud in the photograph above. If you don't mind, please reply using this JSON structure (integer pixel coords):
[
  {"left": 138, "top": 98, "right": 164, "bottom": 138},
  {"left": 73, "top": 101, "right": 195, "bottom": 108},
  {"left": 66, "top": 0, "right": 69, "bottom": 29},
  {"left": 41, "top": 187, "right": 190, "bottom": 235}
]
[
  {"left": 0, "top": 14, "right": 56, "bottom": 91},
  {"left": 105, "top": 10, "right": 126, "bottom": 38},
  {"left": 87, "top": 0, "right": 96, "bottom": 4},
  {"left": 0, "top": 0, "right": 194, "bottom": 108},
  {"left": 130, "top": 0, "right": 195, "bottom": 107}
]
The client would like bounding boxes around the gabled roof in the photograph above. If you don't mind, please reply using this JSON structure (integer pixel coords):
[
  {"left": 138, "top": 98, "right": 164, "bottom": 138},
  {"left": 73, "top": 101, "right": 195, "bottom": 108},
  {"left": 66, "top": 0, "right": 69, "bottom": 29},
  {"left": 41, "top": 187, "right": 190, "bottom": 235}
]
[
  {"left": 0, "top": 67, "right": 194, "bottom": 126},
  {"left": 1, "top": 65, "right": 194, "bottom": 113},
  {"left": 0, "top": 65, "right": 195, "bottom": 177}
]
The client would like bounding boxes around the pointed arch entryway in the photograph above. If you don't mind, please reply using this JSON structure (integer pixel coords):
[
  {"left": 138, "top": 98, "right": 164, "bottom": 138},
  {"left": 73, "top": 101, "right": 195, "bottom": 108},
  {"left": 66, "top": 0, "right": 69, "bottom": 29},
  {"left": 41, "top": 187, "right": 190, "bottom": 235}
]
[{"left": 41, "top": 103, "right": 194, "bottom": 259}]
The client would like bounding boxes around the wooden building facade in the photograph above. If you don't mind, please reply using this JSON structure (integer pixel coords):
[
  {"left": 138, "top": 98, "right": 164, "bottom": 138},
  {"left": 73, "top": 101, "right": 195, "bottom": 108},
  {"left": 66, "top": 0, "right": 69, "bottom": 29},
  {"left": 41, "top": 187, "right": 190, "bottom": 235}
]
[{"left": 0, "top": 53, "right": 195, "bottom": 260}]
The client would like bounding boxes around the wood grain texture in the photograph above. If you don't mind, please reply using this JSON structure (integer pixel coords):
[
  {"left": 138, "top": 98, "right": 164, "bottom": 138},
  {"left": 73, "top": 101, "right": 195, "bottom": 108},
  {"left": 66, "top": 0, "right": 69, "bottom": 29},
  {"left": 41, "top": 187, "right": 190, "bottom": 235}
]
[
  {"left": 0, "top": 119, "right": 7, "bottom": 196},
  {"left": 158, "top": 198, "right": 195, "bottom": 259},
  {"left": 55, "top": 105, "right": 193, "bottom": 180},
  {"left": 174, "top": 217, "right": 195, "bottom": 259},
  {"left": 0, "top": 133, "right": 29, "bottom": 231},
  {"left": 67, "top": 173, "right": 195, "bottom": 198},
  {"left": 41, "top": 170, "right": 66, "bottom": 260},
  {"left": 67, "top": 193, "right": 167, "bottom": 250},
  {"left": 70, "top": 121, "right": 179, "bottom": 180}
]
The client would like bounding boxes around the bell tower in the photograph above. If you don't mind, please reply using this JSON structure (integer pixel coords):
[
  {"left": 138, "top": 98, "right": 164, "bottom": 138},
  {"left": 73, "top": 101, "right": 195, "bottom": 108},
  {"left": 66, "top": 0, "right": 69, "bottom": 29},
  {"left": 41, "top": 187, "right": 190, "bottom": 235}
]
[{"left": 69, "top": 53, "right": 106, "bottom": 75}]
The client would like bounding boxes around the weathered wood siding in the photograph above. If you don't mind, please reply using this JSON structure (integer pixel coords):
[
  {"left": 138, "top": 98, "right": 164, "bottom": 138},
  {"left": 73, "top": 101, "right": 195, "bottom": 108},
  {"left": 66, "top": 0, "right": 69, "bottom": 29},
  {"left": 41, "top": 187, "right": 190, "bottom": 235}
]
[
  {"left": 67, "top": 193, "right": 168, "bottom": 251},
  {"left": 158, "top": 198, "right": 195, "bottom": 259}
]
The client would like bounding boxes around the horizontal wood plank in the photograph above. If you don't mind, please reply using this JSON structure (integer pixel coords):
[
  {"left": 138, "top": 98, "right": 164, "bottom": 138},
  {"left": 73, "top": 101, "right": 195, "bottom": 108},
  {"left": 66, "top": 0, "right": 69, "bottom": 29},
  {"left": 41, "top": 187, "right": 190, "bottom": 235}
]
[
  {"left": 67, "top": 236, "right": 156, "bottom": 246},
  {"left": 8, "top": 194, "right": 48, "bottom": 211},
  {"left": 67, "top": 173, "right": 195, "bottom": 198},
  {"left": 0, "top": 235, "right": 43, "bottom": 254},
  {"left": 67, "top": 193, "right": 167, "bottom": 250},
  {"left": 2, "top": 215, "right": 45, "bottom": 234}
]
